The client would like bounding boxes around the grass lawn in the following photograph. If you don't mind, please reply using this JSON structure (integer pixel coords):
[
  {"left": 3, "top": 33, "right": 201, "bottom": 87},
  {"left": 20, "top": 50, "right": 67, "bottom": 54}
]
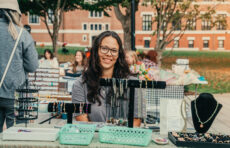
[
  {"left": 37, "top": 47, "right": 230, "bottom": 94},
  {"left": 162, "top": 51, "right": 230, "bottom": 94}
]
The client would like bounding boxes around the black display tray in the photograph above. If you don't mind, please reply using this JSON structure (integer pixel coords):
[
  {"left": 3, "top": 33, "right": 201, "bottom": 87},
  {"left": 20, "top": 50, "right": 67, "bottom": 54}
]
[{"left": 168, "top": 132, "right": 230, "bottom": 148}]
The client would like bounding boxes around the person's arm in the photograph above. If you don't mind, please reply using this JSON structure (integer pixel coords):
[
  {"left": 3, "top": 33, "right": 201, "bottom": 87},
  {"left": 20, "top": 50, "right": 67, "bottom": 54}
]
[
  {"left": 53, "top": 57, "right": 59, "bottom": 68},
  {"left": 72, "top": 77, "right": 89, "bottom": 121},
  {"left": 22, "top": 30, "right": 38, "bottom": 72}
]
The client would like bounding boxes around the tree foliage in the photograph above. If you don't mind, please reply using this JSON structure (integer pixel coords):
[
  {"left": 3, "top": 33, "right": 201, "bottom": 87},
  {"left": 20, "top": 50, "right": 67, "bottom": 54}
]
[{"left": 18, "top": 0, "right": 121, "bottom": 55}]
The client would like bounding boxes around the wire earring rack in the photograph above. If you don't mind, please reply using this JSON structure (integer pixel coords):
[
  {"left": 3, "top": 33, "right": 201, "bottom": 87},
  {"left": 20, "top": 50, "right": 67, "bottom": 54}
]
[{"left": 14, "top": 79, "right": 39, "bottom": 127}]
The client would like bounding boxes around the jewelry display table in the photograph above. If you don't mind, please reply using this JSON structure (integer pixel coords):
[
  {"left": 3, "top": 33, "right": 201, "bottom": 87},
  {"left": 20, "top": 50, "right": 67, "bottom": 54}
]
[
  {"left": 0, "top": 132, "right": 176, "bottom": 148},
  {"left": 0, "top": 123, "right": 176, "bottom": 148}
]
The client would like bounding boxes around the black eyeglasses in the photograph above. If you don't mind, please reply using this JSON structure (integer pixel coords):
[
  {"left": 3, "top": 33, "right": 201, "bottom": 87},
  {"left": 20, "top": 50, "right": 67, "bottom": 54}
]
[{"left": 99, "top": 46, "right": 119, "bottom": 56}]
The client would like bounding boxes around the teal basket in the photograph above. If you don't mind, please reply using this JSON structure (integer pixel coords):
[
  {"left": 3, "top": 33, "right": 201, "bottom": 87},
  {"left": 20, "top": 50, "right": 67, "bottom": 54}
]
[
  {"left": 59, "top": 124, "right": 96, "bottom": 145},
  {"left": 99, "top": 126, "right": 152, "bottom": 147}
]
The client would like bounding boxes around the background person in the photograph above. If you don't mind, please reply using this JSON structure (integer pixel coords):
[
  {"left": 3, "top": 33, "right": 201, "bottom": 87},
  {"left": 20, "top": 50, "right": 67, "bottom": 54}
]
[
  {"left": 39, "top": 49, "right": 59, "bottom": 68},
  {"left": 125, "top": 50, "right": 139, "bottom": 67},
  {"left": 65, "top": 50, "right": 86, "bottom": 77},
  {"left": 142, "top": 50, "right": 158, "bottom": 69},
  {"left": 0, "top": 0, "right": 38, "bottom": 132}
]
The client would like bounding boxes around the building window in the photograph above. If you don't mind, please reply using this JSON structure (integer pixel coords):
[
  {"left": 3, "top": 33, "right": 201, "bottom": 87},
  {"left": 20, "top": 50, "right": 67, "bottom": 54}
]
[
  {"left": 99, "top": 11, "right": 102, "bottom": 17},
  {"left": 83, "top": 24, "right": 87, "bottom": 30},
  {"left": 48, "top": 9, "right": 54, "bottom": 24},
  {"left": 90, "top": 11, "right": 94, "bottom": 17},
  {"left": 173, "top": 40, "right": 179, "bottom": 48},
  {"left": 161, "top": 21, "right": 166, "bottom": 30},
  {"left": 202, "top": 20, "right": 211, "bottom": 30},
  {"left": 187, "top": 18, "right": 196, "bottom": 30},
  {"left": 188, "top": 40, "right": 194, "bottom": 48},
  {"left": 142, "top": 15, "right": 152, "bottom": 31},
  {"left": 172, "top": 20, "right": 181, "bottom": 30},
  {"left": 203, "top": 40, "right": 209, "bottom": 48},
  {"left": 216, "top": 14, "right": 226, "bottom": 30},
  {"left": 82, "top": 35, "right": 87, "bottom": 41},
  {"left": 90, "top": 11, "right": 102, "bottom": 18},
  {"left": 90, "top": 24, "right": 93, "bottom": 30},
  {"left": 29, "top": 14, "right": 39, "bottom": 24},
  {"left": 144, "top": 40, "right": 150, "bottom": 48},
  {"left": 95, "top": 24, "right": 98, "bottom": 30},
  {"left": 105, "top": 24, "right": 109, "bottom": 30},
  {"left": 218, "top": 40, "right": 224, "bottom": 48},
  {"left": 99, "top": 24, "right": 102, "bottom": 30}
]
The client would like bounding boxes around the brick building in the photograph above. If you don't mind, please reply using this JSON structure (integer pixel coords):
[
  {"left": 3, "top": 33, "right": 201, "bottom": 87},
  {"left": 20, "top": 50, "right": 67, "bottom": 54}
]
[{"left": 21, "top": 1, "right": 230, "bottom": 51}]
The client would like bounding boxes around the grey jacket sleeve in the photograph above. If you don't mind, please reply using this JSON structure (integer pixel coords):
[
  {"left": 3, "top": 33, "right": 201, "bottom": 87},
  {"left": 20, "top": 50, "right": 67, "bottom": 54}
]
[
  {"left": 72, "top": 77, "right": 87, "bottom": 103},
  {"left": 22, "top": 30, "right": 38, "bottom": 72}
]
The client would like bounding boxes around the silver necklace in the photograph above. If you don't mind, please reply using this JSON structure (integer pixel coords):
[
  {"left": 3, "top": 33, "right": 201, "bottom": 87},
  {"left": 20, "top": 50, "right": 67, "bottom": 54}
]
[{"left": 194, "top": 99, "right": 219, "bottom": 128}]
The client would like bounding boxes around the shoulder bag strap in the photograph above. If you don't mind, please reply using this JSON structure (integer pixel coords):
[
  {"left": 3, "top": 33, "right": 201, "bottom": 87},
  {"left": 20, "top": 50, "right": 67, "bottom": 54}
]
[{"left": 0, "top": 28, "right": 23, "bottom": 88}]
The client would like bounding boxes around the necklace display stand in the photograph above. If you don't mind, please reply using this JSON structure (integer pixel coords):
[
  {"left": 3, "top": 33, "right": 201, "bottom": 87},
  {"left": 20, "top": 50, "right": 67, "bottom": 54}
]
[
  {"left": 191, "top": 93, "right": 222, "bottom": 133},
  {"left": 100, "top": 78, "right": 166, "bottom": 128}
]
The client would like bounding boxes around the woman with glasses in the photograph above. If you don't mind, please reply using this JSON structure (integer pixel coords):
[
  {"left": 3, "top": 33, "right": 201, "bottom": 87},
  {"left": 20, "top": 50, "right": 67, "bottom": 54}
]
[{"left": 72, "top": 31, "right": 143, "bottom": 127}]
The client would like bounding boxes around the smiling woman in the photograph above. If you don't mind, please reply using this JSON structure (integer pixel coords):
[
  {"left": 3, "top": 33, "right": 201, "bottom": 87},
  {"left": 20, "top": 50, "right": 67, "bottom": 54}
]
[{"left": 72, "top": 31, "right": 142, "bottom": 127}]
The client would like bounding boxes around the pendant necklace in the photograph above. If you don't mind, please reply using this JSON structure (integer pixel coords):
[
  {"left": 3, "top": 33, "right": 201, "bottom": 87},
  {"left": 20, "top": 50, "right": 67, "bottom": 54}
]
[{"left": 194, "top": 99, "right": 219, "bottom": 128}]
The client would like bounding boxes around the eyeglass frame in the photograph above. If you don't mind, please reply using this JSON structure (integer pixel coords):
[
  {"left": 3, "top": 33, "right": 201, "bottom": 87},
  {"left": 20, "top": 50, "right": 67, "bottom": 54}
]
[{"left": 99, "top": 45, "right": 119, "bottom": 56}]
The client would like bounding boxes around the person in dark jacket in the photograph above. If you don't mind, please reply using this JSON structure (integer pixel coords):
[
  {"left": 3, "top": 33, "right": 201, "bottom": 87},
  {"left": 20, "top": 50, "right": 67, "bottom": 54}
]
[{"left": 0, "top": 0, "right": 38, "bottom": 132}]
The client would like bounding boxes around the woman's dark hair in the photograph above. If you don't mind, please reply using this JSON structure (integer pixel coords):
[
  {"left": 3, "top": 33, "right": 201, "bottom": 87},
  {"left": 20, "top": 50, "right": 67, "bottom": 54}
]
[
  {"left": 73, "top": 50, "right": 86, "bottom": 73},
  {"left": 44, "top": 49, "right": 54, "bottom": 60},
  {"left": 83, "top": 31, "right": 130, "bottom": 105}
]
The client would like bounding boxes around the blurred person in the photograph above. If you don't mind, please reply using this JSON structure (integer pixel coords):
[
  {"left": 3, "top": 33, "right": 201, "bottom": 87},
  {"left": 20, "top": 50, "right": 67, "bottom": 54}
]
[
  {"left": 61, "top": 42, "right": 68, "bottom": 54},
  {"left": 65, "top": 50, "right": 86, "bottom": 77},
  {"left": 23, "top": 24, "right": 31, "bottom": 33},
  {"left": 0, "top": 0, "right": 38, "bottom": 132},
  {"left": 125, "top": 50, "right": 138, "bottom": 67},
  {"left": 142, "top": 50, "right": 158, "bottom": 69},
  {"left": 39, "top": 49, "right": 59, "bottom": 68}
]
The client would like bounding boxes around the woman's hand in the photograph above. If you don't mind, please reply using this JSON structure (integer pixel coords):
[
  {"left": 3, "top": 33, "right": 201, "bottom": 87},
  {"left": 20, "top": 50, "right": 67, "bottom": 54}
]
[
  {"left": 75, "top": 114, "right": 89, "bottom": 122},
  {"left": 133, "top": 118, "right": 141, "bottom": 127}
]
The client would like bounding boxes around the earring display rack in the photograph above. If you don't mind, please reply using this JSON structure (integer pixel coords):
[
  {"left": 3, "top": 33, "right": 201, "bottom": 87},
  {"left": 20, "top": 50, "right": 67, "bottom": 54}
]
[
  {"left": 15, "top": 80, "right": 39, "bottom": 127},
  {"left": 99, "top": 78, "right": 166, "bottom": 128},
  {"left": 44, "top": 103, "right": 91, "bottom": 124}
]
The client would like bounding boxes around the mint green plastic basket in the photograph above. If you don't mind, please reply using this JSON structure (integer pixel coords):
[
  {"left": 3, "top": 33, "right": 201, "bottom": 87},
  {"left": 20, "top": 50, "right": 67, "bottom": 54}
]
[
  {"left": 99, "top": 126, "right": 152, "bottom": 147},
  {"left": 59, "top": 124, "right": 96, "bottom": 145}
]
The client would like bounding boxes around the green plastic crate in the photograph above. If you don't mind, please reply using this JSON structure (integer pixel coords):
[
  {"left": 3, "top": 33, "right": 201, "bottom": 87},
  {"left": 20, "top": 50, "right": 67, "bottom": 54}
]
[
  {"left": 99, "top": 126, "right": 152, "bottom": 147},
  {"left": 59, "top": 124, "right": 96, "bottom": 145}
]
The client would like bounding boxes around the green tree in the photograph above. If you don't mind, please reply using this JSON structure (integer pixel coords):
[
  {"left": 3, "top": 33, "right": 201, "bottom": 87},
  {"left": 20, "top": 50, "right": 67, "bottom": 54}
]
[
  {"left": 18, "top": 0, "right": 120, "bottom": 55},
  {"left": 143, "top": 0, "right": 227, "bottom": 67}
]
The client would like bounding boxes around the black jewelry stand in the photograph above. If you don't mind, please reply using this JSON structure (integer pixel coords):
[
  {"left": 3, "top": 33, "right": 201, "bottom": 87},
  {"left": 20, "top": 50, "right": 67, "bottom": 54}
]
[
  {"left": 43, "top": 103, "right": 91, "bottom": 124},
  {"left": 15, "top": 79, "right": 39, "bottom": 127},
  {"left": 100, "top": 78, "right": 166, "bottom": 128},
  {"left": 191, "top": 93, "right": 222, "bottom": 133}
]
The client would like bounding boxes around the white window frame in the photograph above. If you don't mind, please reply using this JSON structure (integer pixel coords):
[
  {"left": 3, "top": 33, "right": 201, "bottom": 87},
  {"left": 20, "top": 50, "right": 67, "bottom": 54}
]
[
  {"left": 82, "top": 35, "right": 87, "bottom": 42},
  {"left": 89, "top": 11, "right": 103, "bottom": 18},
  {"left": 188, "top": 40, "right": 194, "bottom": 48},
  {"left": 218, "top": 40, "right": 224, "bottom": 48},
  {"left": 28, "top": 13, "right": 40, "bottom": 25},
  {"left": 105, "top": 24, "right": 110, "bottom": 30},
  {"left": 47, "top": 9, "right": 54, "bottom": 24},
  {"left": 82, "top": 23, "right": 88, "bottom": 30}
]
